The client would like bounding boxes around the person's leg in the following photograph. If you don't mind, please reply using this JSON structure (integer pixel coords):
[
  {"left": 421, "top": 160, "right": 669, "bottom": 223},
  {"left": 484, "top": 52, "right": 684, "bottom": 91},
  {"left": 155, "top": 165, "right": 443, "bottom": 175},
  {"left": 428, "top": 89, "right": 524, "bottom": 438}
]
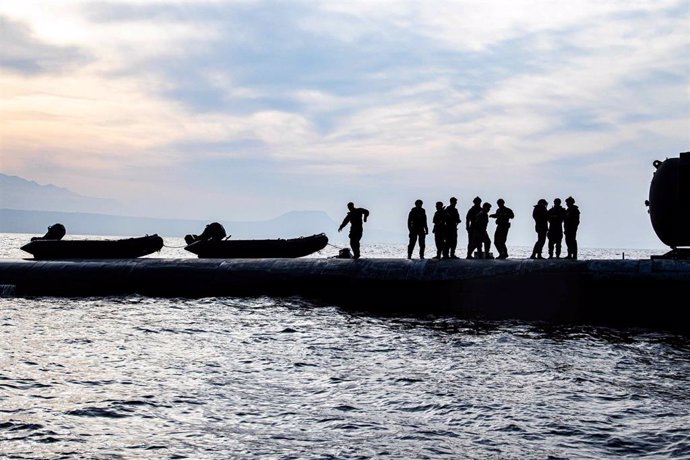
[
  {"left": 495, "top": 227, "right": 507, "bottom": 258},
  {"left": 449, "top": 232, "right": 457, "bottom": 258},
  {"left": 434, "top": 233, "right": 444, "bottom": 258},
  {"left": 531, "top": 238, "right": 539, "bottom": 258},
  {"left": 408, "top": 233, "right": 416, "bottom": 259},
  {"left": 572, "top": 232, "right": 577, "bottom": 260},
  {"left": 555, "top": 234, "right": 562, "bottom": 258},
  {"left": 502, "top": 229, "right": 510, "bottom": 257},
  {"left": 565, "top": 231, "right": 573, "bottom": 258},
  {"left": 352, "top": 237, "right": 361, "bottom": 258},
  {"left": 350, "top": 229, "right": 362, "bottom": 259},
  {"left": 537, "top": 230, "right": 546, "bottom": 258},
  {"left": 419, "top": 233, "right": 425, "bottom": 259}
]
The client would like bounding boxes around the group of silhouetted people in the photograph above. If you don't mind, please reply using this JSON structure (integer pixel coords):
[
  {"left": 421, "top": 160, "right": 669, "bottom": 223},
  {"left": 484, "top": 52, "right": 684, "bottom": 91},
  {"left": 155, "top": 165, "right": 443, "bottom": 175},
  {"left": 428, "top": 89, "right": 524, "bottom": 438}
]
[
  {"left": 530, "top": 197, "right": 580, "bottom": 259},
  {"left": 406, "top": 196, "right": 516, "bottom": 260},
  {"left": 338, "top": 196, "right": 580, "bottom": 260}
]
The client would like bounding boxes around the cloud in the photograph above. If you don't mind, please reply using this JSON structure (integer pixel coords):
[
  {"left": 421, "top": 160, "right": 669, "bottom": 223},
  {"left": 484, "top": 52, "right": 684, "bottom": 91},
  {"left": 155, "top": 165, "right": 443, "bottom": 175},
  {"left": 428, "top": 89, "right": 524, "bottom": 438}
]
[
  {"left": 0, "top": 16, "right": 89, "bottom": 74},
  {"left": 0, "top": 0, "right": 687, "bottom": 243}
]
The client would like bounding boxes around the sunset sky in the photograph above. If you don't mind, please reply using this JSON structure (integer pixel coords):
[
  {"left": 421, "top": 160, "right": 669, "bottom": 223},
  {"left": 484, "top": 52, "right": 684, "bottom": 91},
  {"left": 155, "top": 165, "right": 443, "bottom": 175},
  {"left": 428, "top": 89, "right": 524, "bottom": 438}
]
[{"left": 1, "top": 0, "right": 688, "bottom": 248}]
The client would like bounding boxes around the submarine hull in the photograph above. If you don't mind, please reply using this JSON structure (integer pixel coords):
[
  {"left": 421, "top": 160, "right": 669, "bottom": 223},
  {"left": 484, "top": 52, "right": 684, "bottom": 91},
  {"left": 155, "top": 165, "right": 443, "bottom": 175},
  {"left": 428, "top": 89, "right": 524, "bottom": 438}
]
[
  {"left": 648, "top": 151, "right": 690, "bottom": 248},
  {"left": 0, "top": 258, "right": 689, "bottom": 333}
]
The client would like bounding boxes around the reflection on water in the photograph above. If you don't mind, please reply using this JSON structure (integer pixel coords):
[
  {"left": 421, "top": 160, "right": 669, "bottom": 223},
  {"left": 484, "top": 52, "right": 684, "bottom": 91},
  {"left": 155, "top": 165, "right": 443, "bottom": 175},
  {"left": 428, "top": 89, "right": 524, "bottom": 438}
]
[{"left": 1, "top": 295, "right": 689, "bottom": 459}]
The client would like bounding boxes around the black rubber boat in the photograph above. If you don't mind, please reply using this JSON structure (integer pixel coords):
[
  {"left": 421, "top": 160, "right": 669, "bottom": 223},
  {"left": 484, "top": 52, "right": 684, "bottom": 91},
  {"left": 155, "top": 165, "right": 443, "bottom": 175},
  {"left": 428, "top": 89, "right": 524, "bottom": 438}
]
[
  {"left": 184, "top": 233, "right": 329, "bottom": 258},
  {"left": 20, "top": 235, "right": 165, "bottom": 260}
]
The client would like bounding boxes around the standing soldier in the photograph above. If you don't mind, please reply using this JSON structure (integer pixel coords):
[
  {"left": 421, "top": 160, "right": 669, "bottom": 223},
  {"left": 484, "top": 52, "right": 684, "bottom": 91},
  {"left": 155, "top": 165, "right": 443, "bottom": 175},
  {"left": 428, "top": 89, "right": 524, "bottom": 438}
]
[
  {"left": 530, "top": 199, "right": 548, "bottom": 259},
  {"left": 431, "top": 201, "right": 447, "bottom": 259},
  {"left": 338, "top": 202, "right": 370, "bottom": 259},
  {"left": 470, "top": 202, "right": 493, "bottom": 258},
  {"left": 443, "top": 197, "right": 461, "bottom": 259},
  {"left": 564, "top": 196, "right": 580, "bottom": 260},
  {"left": 465, "top": 196, "right": 482, "bottom": 259},
  {"left": 407, "top": 199, "right": 429, "bottom": 259},
  {"left": 489, "top": 198, "right": 515, "bottom": 259},
  {"left": 546, "top": 198, "right": 566, "bottom": 258}
]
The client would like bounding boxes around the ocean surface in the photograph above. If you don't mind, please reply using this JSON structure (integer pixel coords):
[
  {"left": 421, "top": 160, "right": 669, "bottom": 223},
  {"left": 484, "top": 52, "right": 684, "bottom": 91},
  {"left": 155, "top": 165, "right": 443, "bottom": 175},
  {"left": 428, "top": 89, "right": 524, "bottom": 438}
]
[{"left": 1, "top": 233, "right": 689, "bottom": 459}]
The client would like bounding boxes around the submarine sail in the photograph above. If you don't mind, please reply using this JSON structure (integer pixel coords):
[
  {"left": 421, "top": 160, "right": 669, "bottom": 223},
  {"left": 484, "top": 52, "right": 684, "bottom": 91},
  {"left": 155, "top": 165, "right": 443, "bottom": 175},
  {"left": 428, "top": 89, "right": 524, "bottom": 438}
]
[{"left": 647, "top": 151, "right": 690, "bottom": 256}]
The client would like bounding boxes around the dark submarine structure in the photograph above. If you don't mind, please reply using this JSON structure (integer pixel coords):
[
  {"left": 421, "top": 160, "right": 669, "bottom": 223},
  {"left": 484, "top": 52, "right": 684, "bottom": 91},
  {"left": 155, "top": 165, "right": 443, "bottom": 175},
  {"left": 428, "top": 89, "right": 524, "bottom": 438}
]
[
  {"left": 647, "top": 151, "right": 690, "bottom": 259},
  {"left": 0, "top": 152, "right": 689, "bottom": 333}
]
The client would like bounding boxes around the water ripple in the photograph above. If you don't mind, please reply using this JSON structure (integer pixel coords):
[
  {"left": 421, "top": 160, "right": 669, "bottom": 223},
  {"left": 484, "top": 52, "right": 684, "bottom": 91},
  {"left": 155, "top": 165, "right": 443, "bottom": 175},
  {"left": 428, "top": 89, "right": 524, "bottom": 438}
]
[{"left": 0, "top": 295, "right": 689, "bottom": 458}]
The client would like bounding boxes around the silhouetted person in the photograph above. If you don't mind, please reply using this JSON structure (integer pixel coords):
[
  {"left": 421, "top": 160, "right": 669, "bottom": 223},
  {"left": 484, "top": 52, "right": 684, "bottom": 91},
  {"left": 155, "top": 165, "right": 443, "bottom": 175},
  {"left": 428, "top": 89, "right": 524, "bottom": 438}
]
[
  {"left": 185, "top": 222, "right": 227, "bottom": 245},
  {"left": 489, "top": 198, "right": 514, "bottom": 259},
  {"left": 530, "top": 199, "right": 548, "bottom": 259},
  {"left": 547, "top": 198, "right": 566, "bottom": 258},
  {"left": 407, "top": 199, "right": 429, "bottom": 259},
  {"left": 469, "top": 202, "right": 492, "bottom": 258},
  {"left": 31, "top": 223, "right": 66, "bottom": 241},
  {"left": 465, "top": 196, "right": 482, "bottom": 258},
  {"left": 564, "top": 196, "right": 580, "bottom": 260},
  {"left": 443, "top": 197, "right": 461, "bottom": 259},
  {"left": 432, "top": 201, "right": 446, "bottom": 259},
  {"left": 338, "top": 202, "right": 369, "bottom": 259}
]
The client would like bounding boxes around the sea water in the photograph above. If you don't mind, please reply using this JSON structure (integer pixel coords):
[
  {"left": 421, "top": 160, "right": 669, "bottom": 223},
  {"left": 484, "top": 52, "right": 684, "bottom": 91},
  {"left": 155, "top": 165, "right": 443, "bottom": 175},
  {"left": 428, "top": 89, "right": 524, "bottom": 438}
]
[{"left": 1, "top": 234, "right": 688, "bottom": 459}]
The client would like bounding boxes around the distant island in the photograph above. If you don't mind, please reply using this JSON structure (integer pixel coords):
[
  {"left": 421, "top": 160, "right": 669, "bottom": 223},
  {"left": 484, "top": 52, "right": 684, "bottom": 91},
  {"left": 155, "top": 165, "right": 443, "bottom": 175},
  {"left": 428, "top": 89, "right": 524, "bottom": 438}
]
[{"left": 0, "top": 173, "right": 405, "bottom": 243}]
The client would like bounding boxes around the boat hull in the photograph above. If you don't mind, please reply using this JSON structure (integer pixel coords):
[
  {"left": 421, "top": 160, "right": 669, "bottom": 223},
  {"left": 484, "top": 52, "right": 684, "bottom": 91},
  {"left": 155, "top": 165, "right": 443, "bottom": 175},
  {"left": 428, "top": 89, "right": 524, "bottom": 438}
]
[
  {"left": 20, "top": 235, "right": 164, "bottom": 260},
  {"left": 184, "top": 233, "right": 329, "bottom": 258}
]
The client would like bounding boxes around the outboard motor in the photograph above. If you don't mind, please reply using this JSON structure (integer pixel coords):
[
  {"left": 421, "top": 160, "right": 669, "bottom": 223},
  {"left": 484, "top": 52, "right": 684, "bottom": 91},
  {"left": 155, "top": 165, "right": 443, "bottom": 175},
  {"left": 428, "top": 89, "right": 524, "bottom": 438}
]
[
  {"left": 647, "top": 151, "right": 690, "bottom": 259},
  {"left": 31, "top": 223, "right": 66, "bottom": 241}
]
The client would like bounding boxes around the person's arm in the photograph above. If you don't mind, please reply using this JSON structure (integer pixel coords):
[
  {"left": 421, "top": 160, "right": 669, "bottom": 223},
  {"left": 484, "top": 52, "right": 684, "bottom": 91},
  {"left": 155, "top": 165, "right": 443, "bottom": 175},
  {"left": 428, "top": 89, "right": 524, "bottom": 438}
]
[
  {"left": 424, "top": 213, "right": 429, "bottom": 234},
  {"left": 338, "top": 215, "right": 350, "bottom": 232},
  {"left": 362, "top": 208, "right": 369, "bottom": 222},
  {"left": 408, "top": 210, "right": 414, "bottom": 232}
]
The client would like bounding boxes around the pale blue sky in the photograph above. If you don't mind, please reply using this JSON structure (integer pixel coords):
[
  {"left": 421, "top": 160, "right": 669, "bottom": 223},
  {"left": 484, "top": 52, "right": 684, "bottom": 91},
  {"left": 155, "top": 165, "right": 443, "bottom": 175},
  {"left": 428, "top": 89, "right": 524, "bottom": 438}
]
[{"left": 1, "top": 1, "right": 688, "bottom": 248}]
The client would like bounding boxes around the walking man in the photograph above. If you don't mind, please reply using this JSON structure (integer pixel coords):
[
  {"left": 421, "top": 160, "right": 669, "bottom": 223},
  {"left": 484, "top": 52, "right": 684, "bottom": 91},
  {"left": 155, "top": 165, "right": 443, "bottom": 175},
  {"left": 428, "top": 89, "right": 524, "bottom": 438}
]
[
  {"left": 338, "top": 202, "right": 370, "bottom": 259},
  {"left": 530, "top": 199, "right": 548, "bottom": 259},
  {"left": 547, "top": 198, "right": 566, "bottom": 258},
  {"left": 489, "top": 198, "right": 515, "bottom": 259},
  {"left": 564, "top": 196, "right": 580, "bottom": 260},
  {"left": 443, "top": 197, "right": 461, "bottom": 259},
  {"left": 407, "top": 199, "right": 429, "bottom": 259}
]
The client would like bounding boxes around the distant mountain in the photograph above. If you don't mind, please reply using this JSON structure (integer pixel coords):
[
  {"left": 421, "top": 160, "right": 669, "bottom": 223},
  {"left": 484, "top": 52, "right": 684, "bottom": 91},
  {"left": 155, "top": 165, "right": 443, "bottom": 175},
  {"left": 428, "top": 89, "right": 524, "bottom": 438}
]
[
  {"left": 0, "top": 173, "right": 117, "bottom": 213},
  {"left": 0, "top": 208, "right": 406, "bottom": 244},
  {"left": 0, "top": 173, "right": 406, "bottom": 243},
  {"left": 0, "top": 208, "right": 336, "bottom": 238}
]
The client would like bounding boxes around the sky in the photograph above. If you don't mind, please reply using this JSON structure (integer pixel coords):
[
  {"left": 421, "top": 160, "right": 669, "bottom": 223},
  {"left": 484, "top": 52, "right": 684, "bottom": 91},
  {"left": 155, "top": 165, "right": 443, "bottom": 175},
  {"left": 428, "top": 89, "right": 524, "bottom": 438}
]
[{"left": 1, "top": 0, "right": 688, "bottom": 248}]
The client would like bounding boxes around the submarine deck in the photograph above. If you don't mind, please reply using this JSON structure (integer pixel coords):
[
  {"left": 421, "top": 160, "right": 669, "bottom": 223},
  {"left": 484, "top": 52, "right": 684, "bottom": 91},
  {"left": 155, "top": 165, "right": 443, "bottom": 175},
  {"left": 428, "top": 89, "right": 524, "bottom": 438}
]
[{"left": 0, "top": 258, "right": 688, "bottom": 333}]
